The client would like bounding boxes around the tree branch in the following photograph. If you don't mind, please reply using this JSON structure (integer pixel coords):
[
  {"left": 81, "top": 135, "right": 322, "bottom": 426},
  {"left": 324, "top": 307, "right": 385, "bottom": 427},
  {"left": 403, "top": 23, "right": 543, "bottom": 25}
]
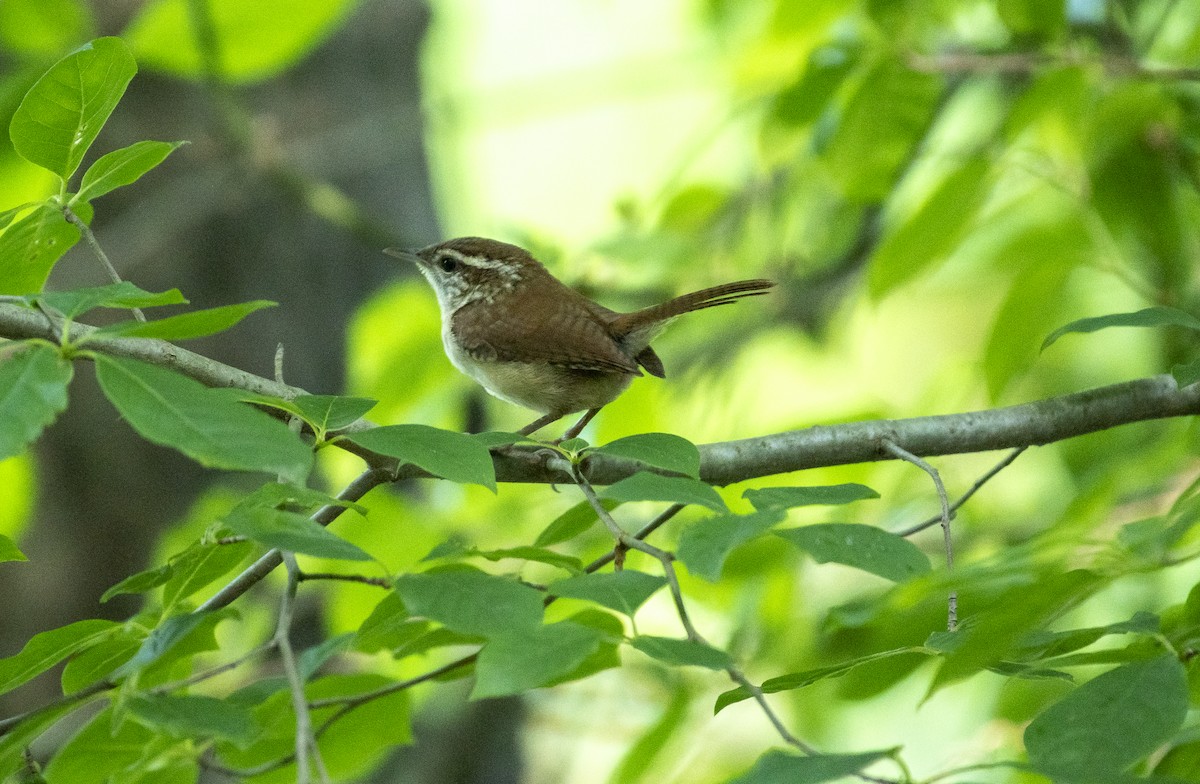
[{"left": 4, "top": 302, "right": 1198, "bottom": 488}]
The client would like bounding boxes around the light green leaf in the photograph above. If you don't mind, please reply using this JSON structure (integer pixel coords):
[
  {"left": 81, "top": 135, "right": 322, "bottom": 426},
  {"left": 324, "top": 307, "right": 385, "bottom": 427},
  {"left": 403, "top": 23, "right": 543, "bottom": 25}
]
[
  {"left": 471, "top": 546, "right": 582, "bottom": 573},
  {"left": 0, "top": 203, "right": 80, "bottom": 295},
  {"left": 549, "top": 571, "right": 666, "bottom": 616},
  {"left": 602, "top": 472, "right": 727, "bottom": 512},
  {"left": 776, "top": 524, "right": 931, "bottom": 581},
  {"left": 42, "top": 708, "right": 155, "bottom": 784},
  {"left": 1042, "top": 306, "right": 1200, "bottom": 351},
  {"left": 394, "top": 568, "right": 544, "bottom": 637},
  {"left": 94, "top": 355, "right": 312, "bottom": 483},
  {"left": 677, "top": 510, "right": 786, "bottom": 582},
  {"left": 90, "top": 299, "right": 276, "bottom": 341},
  {"left": 10, "top": 37, "right": 137, "bottom": 180},
  {"left": 593, "top": 433, "right": 700, "bottom": 477},
  {"left": 61, "top": 633, "right": 143, "bottom": 693},
  {"left": 74, "top": 140, "right": 185, "bottom": 203},
  {"left": 37, "top": 281, "right": 187, "bottom": 318},
  {"left": 869, "top": 158, "right": 991, "bottom": 298},
  {"left": 534, "top": 498, "right": 620, "bottom": 546},
  {"left": 0, "top": 534, "right": 26, "bottom": 563},
  {"left": 631, "top": 636, "right": 731, "bottom": 670},
  {"left": 129, "top": 693, "right": 259, "bottom": 747},
  {"left": 472, "top": 622, "right": 601, "bottom": 699},
  {"left": 289, "top": 394, "right": 377, "bottom": 432},
  {"left": 0, "top": 344, "right": 72, "bottom": 461},
  {"left": 126, "top": 0, "right": 356, "bottom": 83},
  {"left": 223, "top": 506, "right": 370, "bottom": 561},
  {"left": 1025, "top": 655, "right": 1188, "bottom": 777},
  {"left": 343, "top": 424, "right": 495, "bottom": 490},
  {"left": 0, "top": 619, "right": 119, "bottom": 695},
  {"left": 744, "top": 483, "right": 879, "bottom": 510},
  {"left": 725, "top": 748, "right": 898, "bottom": 784}
]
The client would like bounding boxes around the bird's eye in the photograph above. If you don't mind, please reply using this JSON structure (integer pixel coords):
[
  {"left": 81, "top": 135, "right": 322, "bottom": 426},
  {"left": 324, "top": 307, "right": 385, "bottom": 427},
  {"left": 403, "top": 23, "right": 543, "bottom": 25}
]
[{"left": 438, "top": 256, "right": 459, "bottom": 273}]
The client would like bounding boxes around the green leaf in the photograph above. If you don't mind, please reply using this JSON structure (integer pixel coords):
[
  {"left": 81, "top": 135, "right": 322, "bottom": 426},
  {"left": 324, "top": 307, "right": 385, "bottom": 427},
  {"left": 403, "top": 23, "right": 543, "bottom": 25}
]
[
  {"left": 0, "top": 344, "right": 72, "bottom": 461},
  {"left": 290, "top": 395, "right": 377, "bottom": 432},
  {"left": 534, "top": 498, "right": 620, "bottom": 546},
  {"left": 725, "top": 748, "right": 898, "bottom": 784},
  {"left": 677, "top": 510, "right": 786, "bottom": 582},
  {"left": 37, "top": 281, "right": 188, "bottom": 319},
  {"left": 609, "top": 684, "right": 691, "bottom": 784},
  {"left": 1042, "top": 306, "right": 1200, "bottom": 351},
  {"left": 471, "top": 546, "right": 583, "bottom": 573},
  {"left": 233, "top": 481, "right": 366, "bottom": 516},
  {"left": 223, "top": 506, "right": 370, "bottom": 561},
  {"left": 100, "top": 561, "right": 175, "bottom": 603},
  {"left": 41, "top": 707, "right": 156, "bottom": 784},
  {"left": 472, "top": 622, "right": 601, "bottom": 699},
  {"left": 775, "top": 524, "right": 931, "bottom": 582},
  {"left": 61, "top": 633, "right": 143, "bottom": 693},
  {"left": 549, "top": 571, "right": 666, "bottom": 616},
  {"left": 128, "top": 693, "right": 258, "bottom": 747},
  {"left": 714, "top": 648, "right": 929, "bottom": 714},
  {"left": 126, "top": 0, "right": 356, "bottom": 83},
  {"left": 0, "top": 619, "right": 119, "bottom": 696},
  {"left": 1025, "top": 655, "right": 1188, "bottom": 777},
  {"left": 114, "top": 610, "right": 223, "bottom": 677},
  {"left": 0, "top": 533, "right": 26, "bottom": 563},
  {"left": 394, "top": 569, "right": 544, "bottom": 637},
  {"left": 343, "top": 424, "right": 495, "bottom": 491},
  {"left": 74, "top": 140, "right": 185, "bottom": 203},
  {"left": 602, "top": 472, "right": 727, "bottom": 512},
  {"left": 355, "top": 593, "right": 425, "bottom": 654},
  {"left": 1171, "top": 355, "right": 1200, "bottom": 388},
  {"left": 0, "top": 203, "right": 80, "bottom": 294},
  {"left": 744, "top": 483, "right": 879, "bottom": 510},
  {"left": 869, "top": 158, "right": 992, "bottom": 297},
  {"left": 161, "top": 539, "right": 254, "bottom": 612},
  {"left": 631, "top": 636, "right": 731, "bottom": 670},
  {"left": 90, "top": 299, "right": 276, "bottom": 341},
  {"left": 10, "top": 37, "right": 137, "bottom": 180},
  {"left": 771, "top": 43, "right": 860, "bottom": 127},
  {"left": 593, "top": 433, "right": 701, "bottom": 477},
  {"left": 94, "top": 355, "right": 312, "bottom": 483}
]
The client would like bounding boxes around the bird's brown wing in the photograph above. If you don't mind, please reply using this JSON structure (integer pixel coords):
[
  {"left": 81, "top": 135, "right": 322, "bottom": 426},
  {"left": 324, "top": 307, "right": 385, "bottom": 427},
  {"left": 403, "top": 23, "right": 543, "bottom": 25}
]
[{"left": 451, "top": 284, "right": 641, "bottom": 375}]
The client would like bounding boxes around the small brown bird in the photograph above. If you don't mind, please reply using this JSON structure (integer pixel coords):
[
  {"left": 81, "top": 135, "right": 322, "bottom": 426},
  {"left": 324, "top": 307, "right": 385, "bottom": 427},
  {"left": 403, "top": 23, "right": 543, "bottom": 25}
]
[{"left": 387, "top": 237, "right": 772, "bottom": 440}]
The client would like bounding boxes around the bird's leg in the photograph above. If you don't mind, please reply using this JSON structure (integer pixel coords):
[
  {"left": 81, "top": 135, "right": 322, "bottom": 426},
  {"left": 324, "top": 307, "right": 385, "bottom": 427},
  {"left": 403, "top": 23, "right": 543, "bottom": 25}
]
[
  {"left": 559, "top": 407, "right": 601, "bottom": 442},
  {"left": 517, "top": 412, "right": 565, "bottom": 437},
  {"left": 518, "top": 407, "right": 602, "bottom": 443}
]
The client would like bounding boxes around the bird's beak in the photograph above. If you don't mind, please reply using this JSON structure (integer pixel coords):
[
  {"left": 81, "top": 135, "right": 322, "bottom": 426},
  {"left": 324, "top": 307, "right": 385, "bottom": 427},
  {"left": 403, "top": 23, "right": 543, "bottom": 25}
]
[{"left": 383, "top": 246, "right": 420, "bottom": 262}]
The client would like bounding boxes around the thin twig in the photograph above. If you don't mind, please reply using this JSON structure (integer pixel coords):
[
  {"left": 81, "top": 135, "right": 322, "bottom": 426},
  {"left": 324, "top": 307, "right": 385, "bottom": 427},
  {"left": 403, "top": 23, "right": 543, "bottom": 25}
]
[
  {"left": 297, "top": 572, "right": 392, "bottom": 588},
  {"left": 885, "top": 441, "right": 957, "bottom": 631},
  {"left": 277, "top": 552, "right": 330, "bottom": 784},
  {"left": 61, "top": 206, "right": 146, "bottom": 322},
  {"left": 149, "top": 642, "right": 276, "bottom": 696},
  {"left": 893, "top": 447, "right": 1026, "bottom": 537}
]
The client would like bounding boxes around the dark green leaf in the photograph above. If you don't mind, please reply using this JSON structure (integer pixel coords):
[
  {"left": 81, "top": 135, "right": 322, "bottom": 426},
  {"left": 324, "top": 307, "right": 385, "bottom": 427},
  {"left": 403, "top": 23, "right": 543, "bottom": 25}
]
[
  {"left": 1025, "top": 655, "right": 1188, "bottom": 777},
  {"left": 771, "top": 43, "right": 860, "bottom": 127},
  {"left": 298, "top": 634, "right": 354, "bottom": 680},
  {"left": 74, "top": 140, "right": 185, "bottom": 203},
  {"left": 100, "top": 561, "right": 175, "bottom": 603},
  {"left": 290, "top": 394, "right": 377, "bottom": 432},
  {"left": 549, "top": 571, "right": 666, "bottom": 616},
  {"left": 776, "top": 524, "right": 931, "bottom": 581},
  {"left": 10, "top": 37, "right": 137, "bottom": 179},
  {"left": 472, "top": 622, "right": 601, "bottom": 699},
  {"left": 1042, "top": 307, "right": 1200, "bottom": 351},
  {"left": 726, "top": 748, "right": 898, "bottom": 784},
  {"left": 471, "top": 430, "right": 526, "bottom": 447},
  {"left": 534, "top": 498, "right": 620, "bottom": 546},
  {"left": 744, "top": 483, "right": 879, "bottom": 510},
  {"left": 38, "top": 281, "right": 187, "bottom": 318},
  {"left": 394, "top": 569, "right": 544, "bottom": 636},
  {"left": 1171, "top": 355, "right": 1200, "bottom": 388},
  {"left": 677, "top": 510, "right": 786, "bottom": 582},
  {"left": 593, "top": 433, "right": 701, "bottom": 478},
  {"left": 0, "top": 619, "right": 119, "bottom": 695},
  {"left": 602, "top": 472, "right": 727, "bottom": 512},
  {"left": 355, "top": 593, "right": 422, "bottom": 653},
  {"left": 61, "top": 633, "right": 143, "bottom": 693},
  {"left": 631, "top": 636, "right": 731, "bottom": 670},
  {"left": 0, "top": 344, "right": 72, "bottom": 460},
  {"left": 715, "top": 648, "right": 930, "bottom": 714},
  {"left": 114, "top": 610, "right": 224, "bottom": 677},
  {"left": 129, "top": 693, "right": 258, "bottom": 747},
  {"left": 223, "top": 506, "right": 370, "bottom": 561},
  {"left": 0, "top": 203, "right": 79, "bottom": 294},
  {"left": 234, "top": 481, "right": 365, "bottom": 516},
  {"left": 0, "top": 534, "right": 26, "bottom": 563},
  {"left": 94, "top": 355, "right": 312, "bottom": 483},
  {"left": 90, "top": 300, "right": 276, "bottom": 341},
  {"left": 471, "top": 546, "right": 583, "bottom": 573},
  {"left": 343, "top": 424, "right": 495, "bottom": 491},
  {"left": 161, "top": 539, "right": 254, "bottom": 612}
]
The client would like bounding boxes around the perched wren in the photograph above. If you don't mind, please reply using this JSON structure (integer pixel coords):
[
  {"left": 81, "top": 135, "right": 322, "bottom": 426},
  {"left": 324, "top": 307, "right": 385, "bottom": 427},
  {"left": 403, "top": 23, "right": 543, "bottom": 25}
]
[{"left": 386, "top": 237, "right": 773, "bottom": 440}]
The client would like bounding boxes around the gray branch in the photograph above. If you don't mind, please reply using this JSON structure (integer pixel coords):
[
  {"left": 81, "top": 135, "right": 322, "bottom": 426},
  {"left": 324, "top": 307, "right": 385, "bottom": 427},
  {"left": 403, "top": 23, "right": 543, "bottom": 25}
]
[{"left": 4, "top": 302, "right": 1197, "bottom": 486}]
